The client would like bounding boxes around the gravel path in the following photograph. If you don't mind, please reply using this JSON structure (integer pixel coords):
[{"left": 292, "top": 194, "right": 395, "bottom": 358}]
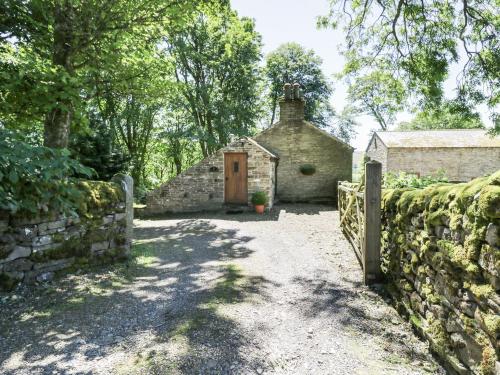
[{"left": 0, "top": 204, "right": 445, "bottom": 374}]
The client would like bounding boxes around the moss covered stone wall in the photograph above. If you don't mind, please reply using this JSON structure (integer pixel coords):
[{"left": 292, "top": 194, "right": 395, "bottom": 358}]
[
  {"left": 0, "top": 177, "right": 133, "bottom": 291},
  {"left": 381, "top": 170, "right": 500, "bottom": 374}
]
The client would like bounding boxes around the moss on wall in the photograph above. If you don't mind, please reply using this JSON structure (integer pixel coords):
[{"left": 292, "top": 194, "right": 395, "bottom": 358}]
[
  {"left": 0, "top": 179, "right": 130, "bottom": 291},
  {"left": 381, "top": 170, "right": 500, "bottom": 374}
]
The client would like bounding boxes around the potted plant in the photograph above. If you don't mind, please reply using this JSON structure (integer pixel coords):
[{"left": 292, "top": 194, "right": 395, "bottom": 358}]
[{"left": 251, "top": 191, "right": 268, "bottom": 214}]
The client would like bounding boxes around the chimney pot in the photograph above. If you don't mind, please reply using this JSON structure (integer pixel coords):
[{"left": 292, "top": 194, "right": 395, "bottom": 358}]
[
  {"left": 293, "top": 83, "right": 300, "bottom": 99},
  {"left": 284, "top": 83, "right": 292, "bottom": 100},
  {"left": 278, "top": 82, "right": 305, "bottom": 122}
]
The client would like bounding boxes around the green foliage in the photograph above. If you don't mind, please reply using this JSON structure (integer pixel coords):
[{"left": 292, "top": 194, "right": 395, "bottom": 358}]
[
  {"left": 384, "top": 171, "right": 448, "bottom": 189},
  {"left": 264, "top": 43, "right": 334, "bottom": 128},
  {"left": 320, "top": 0, "right": 499, "bottom": 130},
  {"left": 251, "top": 191, "right": 268, "bottom": 206},
  {"left": 0, "top": 129, "right": 93, "bottom": 214},
  {"left": 0, "top": 0, "right": 197, "bottom": 148},
  {"left": 299, "top": 164, "right": 316, "bottom": 176},
  {"left": 346, "top": 70, "right": 405, "bottom": 130},
  {"left": 399, "top": 99, "right": 485, "bottom": 130},
  {"left": 166, "top": 3, "right": 263, "bottom": 156},
  {"left": 70, "top": 114, "right": 130, "bottom": 181}
]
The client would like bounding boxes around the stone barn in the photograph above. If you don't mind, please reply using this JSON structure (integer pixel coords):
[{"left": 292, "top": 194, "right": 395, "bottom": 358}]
[
  {"left": 365, "top": 130, "right": 500, "bottom": 182},
  {"left": 146, "top": 84, "right": 353, "bottom": 214}
]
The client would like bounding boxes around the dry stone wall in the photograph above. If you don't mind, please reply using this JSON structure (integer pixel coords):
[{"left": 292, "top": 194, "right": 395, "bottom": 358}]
[
  {"left": 0, "top": 175, "right": 133, "bottom": 291},
  {"left": 381, "top": 171, "right": 500, "bottom": 374},
  {"left": 146, "top": 138, "right": 276, "bottom": 214}
]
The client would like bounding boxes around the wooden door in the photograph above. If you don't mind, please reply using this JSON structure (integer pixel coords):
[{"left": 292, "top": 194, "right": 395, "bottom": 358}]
[{"left": 224, "top": 153, "right": 248, "bottom": 204}]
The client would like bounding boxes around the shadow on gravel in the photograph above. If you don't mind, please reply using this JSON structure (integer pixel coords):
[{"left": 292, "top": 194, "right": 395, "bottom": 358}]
[
  {"left": 0, "top": 219, "right": 269, "bottom": 374},
  {"left": 291, "top": 276, "right": 432, "bottom": 365},
  {"left": 138, "top": 203, "right": 336, "bottom": 223}
]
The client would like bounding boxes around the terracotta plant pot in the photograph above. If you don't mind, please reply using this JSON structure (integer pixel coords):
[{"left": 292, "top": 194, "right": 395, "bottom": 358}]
[{"left": 254, "top": 204, "right": 265, "bottom": 214}]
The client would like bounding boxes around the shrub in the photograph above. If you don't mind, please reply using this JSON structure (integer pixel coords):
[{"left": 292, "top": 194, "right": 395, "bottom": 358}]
[
  {"left": 251, "top": 191, "right": 268, "bottom": 205},
  {"left": 299, "top": 164, "right": 316, "bottom": 175},
  {"left": 384, "top": 170, "right": 448, "bottom": 189},
  {"left": 0, "top": 129, "right": 93, "bottom": 215}
]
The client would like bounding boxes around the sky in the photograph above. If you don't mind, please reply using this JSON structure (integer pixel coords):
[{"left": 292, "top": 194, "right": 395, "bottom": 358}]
[
  {"left": 230, "top": 0, "right": 492, "bottom": 151},
  {"left": 230, "top": 0, "right": 392, "bottom": 151}
]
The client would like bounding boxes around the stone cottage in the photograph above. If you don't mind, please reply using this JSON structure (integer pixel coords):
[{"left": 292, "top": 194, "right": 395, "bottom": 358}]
[
  {"left": 146, "top": 84, "right": 353, "bottom": 214},
  {"left": 366, "top": 129, "right": 500, "bottom": 181}
]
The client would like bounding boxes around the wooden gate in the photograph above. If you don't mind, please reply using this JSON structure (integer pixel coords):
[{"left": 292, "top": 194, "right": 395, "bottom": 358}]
[{"left": 338, "top": 161, "right": 382, "bottom": 285}]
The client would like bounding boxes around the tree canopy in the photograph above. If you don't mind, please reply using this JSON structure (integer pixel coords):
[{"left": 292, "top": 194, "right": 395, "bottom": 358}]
[
  {"left": 0, "top": 0, "right": 198, "bottom": 148},
  {"left": 398, "top": 99, "right": 485, "bottom": 130},
  {"left": 1, "top": 0, "right": 265, "bottom": 196},
  {"left": 264, "top": 43, "right": 334, "bottom": 128},
  {"left": 319, "top": 0, "right": 499, "bottom": 132}
]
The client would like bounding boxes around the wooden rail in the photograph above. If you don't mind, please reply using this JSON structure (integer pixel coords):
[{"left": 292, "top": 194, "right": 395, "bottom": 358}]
[
  {"left": 338, "top": 181, "right": 364, "bottom": 262},
  {"left": 338, "top": 161, "right": 382, "bottom": 285}
]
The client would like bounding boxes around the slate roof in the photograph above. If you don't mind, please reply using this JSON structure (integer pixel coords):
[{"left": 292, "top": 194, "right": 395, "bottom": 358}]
[{"left": 373, "top": 129, "right": 500, "bottom": 149}]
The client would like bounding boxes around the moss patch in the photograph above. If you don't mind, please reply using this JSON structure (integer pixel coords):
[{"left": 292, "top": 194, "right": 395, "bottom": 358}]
[{"left": 76, "top": 180, "right": 124, "bottom": 216}]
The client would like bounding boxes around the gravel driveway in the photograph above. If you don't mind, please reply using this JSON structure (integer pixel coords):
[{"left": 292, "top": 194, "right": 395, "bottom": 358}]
[{"left": 0, "top": 204, "right": 444, "bottom": 374}]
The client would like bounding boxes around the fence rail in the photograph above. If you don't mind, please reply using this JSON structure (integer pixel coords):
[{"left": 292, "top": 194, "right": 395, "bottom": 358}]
[{"left": 338, "top": 161, "right": 382, "bottom": 285}]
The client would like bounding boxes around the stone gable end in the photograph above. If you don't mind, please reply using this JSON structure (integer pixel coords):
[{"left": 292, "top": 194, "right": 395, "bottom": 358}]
[
  {"left": 254, "top": 120, "right": 353, "bottom": 203},
  {"left": 146, "top": 138, "right": 276, "bottom": 214}
]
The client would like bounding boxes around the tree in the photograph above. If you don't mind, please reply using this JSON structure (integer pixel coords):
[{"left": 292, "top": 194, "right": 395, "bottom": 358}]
[
  {"left": 331, "top": 107, "right": 358, "bottom": 143},
  {"left": 319, "top": 0, "right": 499, "bottom": 128},
  {"left": 264, "top": 43, "right": 334, "bottom": 127},
  {"left": 1, "top": 0, "right": 195, "bottom": 148},
  {"left": 398, "top": 99, "right": 485, "bottom": 130},
  {"left": 346, "top": 70, "right": 405, "bottom": 130},
  {"left": 69, "top": 111, "right": 129, "bottom": 181},
  {"left": 165, "top": 4, "right": 263, "bottom": 156}
]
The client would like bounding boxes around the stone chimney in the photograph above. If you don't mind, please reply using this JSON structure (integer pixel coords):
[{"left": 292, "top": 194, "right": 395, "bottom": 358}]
[{"left": 279, "top": 83, "right": 305, "bottom": 122}]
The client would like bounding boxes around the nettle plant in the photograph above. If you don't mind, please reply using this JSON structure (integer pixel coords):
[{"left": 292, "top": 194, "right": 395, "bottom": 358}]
[{"left": 0, "top": 129, "right": 93, "bottom": 215}]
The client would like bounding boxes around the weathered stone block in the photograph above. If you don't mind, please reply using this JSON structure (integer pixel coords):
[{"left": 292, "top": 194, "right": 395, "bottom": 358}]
[
  {"left": 3, "top": 258, "right": 33, "bottom": 272},
  {"left": 114, "top": 213, "right": 126, "bottom": 221},
  {"left": 0, "top": 246, "right": 31, "bottom": 263},
  {"left": 33, "top": 258, "right": 74, "bottom": 272},
  {"left": 32, "top": 235, "right": 52, "bottom": 246},
  {"left": 47, "top": 220, "right": 66, "bottom": 230},
  {"left": 91, "top": 241, "right": 109, "bottom": 252},
  {"left": 32, "top": 242, "right": 62, "bottom": 254}
]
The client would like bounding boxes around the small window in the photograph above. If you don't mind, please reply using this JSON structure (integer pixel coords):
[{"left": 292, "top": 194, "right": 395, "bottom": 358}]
[{"left": 233, "top": 161, "right": 239, "bottom": 173}]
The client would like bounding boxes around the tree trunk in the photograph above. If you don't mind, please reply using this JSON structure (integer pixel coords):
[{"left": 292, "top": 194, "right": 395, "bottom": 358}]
[
  {"left": 43, "top": 1, "right": 75, "bottom": 149},
  {"left": 270, "top": 93, "right": 278, "bottom": 126},
  {"left": 173, "top": 154, "right": 182, "bottom": 175}
]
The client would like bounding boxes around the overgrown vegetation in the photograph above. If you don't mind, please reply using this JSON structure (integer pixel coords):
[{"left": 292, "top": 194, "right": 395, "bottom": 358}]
[
  {"left": 0, "top": 129, "right": 93, "bottom": 214},
  {"left": 383, "top": 171, "right": 448, "bottom": 189}
]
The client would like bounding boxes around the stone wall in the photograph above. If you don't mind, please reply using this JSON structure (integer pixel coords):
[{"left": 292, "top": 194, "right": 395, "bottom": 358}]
[
  {"left": 381, "top": 171, "right": 500, "bottom": 374},
  {"left": 387, "top": 147, "right": 500, "bottom": 182},
  {"left": 255, "top": 118, "right": 353, "bottom": 204},
  {"left": 0, "top": 175, "right": 133, "bottom": 291},
  {"left": 146, "top": 138, "right": 276, "bottom": 214}
]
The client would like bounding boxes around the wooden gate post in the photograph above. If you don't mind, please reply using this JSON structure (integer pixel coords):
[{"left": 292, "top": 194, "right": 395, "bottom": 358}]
[{"left": 363, "top": 161, "right": 382, "bottom": 285}]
